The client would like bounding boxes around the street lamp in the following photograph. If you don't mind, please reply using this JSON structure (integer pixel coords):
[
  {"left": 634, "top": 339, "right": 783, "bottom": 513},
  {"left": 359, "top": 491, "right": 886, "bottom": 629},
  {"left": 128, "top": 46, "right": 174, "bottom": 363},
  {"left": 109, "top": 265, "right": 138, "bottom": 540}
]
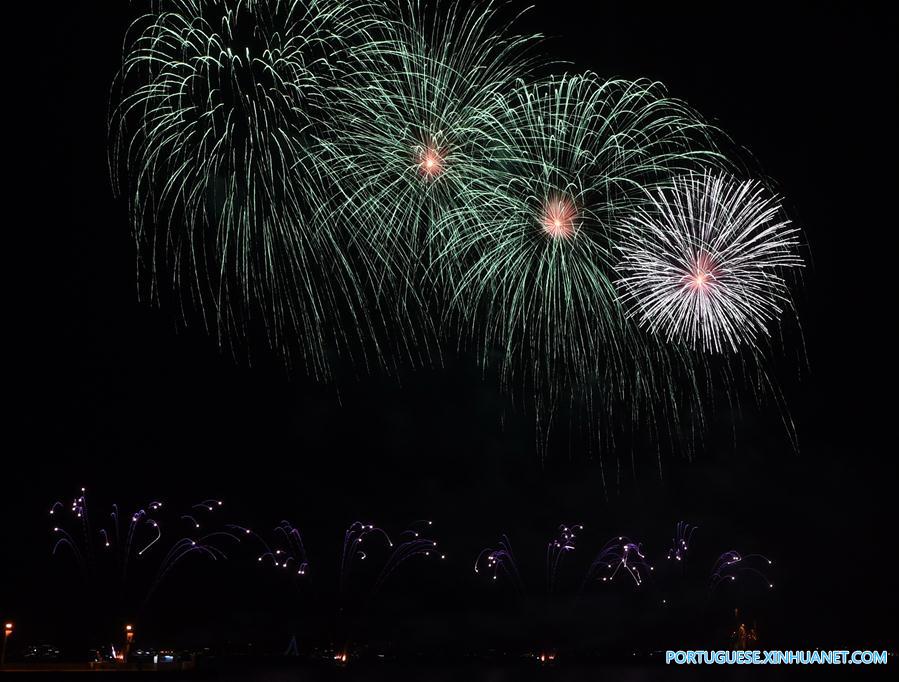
[
  {"left": 123, "top": 624, "right": 134, "bottom": 663},
  {"left": 2, "top": 622, "right": 13, "bottom": 666}
]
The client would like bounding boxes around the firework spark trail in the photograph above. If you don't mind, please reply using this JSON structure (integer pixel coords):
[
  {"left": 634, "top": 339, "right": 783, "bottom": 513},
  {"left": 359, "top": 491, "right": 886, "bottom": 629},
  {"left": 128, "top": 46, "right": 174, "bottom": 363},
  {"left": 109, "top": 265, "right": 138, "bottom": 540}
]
[
  {"left": 313, "top": 0, "right": 541, "bottom": 369},
  {"left": 51, "top": 527, "right": 86, "bottom": 573},
  {"left": 667, "top": 521, "right": 698, "bottom": 565},
  {"left": 583, "top": 536, "right": 654, "bottom": 588},
  {"left": 123, "top": 509, "right": 150, "bottom": 581},
  {"left": 272, "top": 521, "right": 310, "bottom": 576},
  {"left": 137, "top": 520, "right": 161, "bottom": 555},
  {"left": 193, "top": 500, "right": 224, "bottom": 513},
  {"left": 238, "top": 521, "right": 311, "bottom": 577},
  {"left": 710, "top": 550, "right": 774, "bottom": 592},
  {"left": 374, "top": 529, "right": 445, "bottom": 591},
  {"left": 339, "top": 520, "right": 444, "bottom": 597},
  {"left": 339, "top": 522, "right": 391, "bottom": 597},
  {"left": 615, "top": 172, "right": 803, "bottom": 353},
  {"left": 434, "top": 73, "right": 730, "bottom": 457},
  {"left": 320, "top": 0, "right": 539, "bottom": 257},
  {"left": 51, "top": 490, "right": 94, "bottom": 575},
  {"left": 144, "top": 531, "right": 241, "bottom": 606},
  {"left": 546, "top": 524, "right": 582, "bottom": 595},
  {"left": 475, "top": 524, "right": 582, "bottom": 596},
  {"left": 49, "top": 489, "right": 242, "bottom": 619},
  {"left": 331, "top": 519, "right": 444, "bottom": 654},
  {"left": 107, "top": 1, "right": 804, "bottom": 465},
  {"left": 474, "top": 534, "right": 525, "bottom": 594},
  {"left": 111, "top": 0, "right": 388, "bottom": 377}
]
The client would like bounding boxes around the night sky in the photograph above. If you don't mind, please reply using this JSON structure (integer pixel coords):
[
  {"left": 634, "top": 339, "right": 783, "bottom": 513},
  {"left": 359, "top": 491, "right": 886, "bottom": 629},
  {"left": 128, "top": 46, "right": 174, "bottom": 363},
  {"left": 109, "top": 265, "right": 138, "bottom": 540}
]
[{"left": 5, "top": 0, "right": 896, "bottom": 660}]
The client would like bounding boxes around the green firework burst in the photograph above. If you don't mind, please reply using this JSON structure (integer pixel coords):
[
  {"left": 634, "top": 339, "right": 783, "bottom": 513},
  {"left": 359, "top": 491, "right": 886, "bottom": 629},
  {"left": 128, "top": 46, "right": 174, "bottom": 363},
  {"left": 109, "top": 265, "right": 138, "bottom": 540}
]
[
  {"left": 434, "top": 73, "right": 731, "bottom": 446},
  {"left": 110, "top": 0, "right": 384, "bottom": 377},
  {"left": 105, "top": 1, "right": 804, "bottom": 464},
  {"left": 316, "top": 0, "right": 540, "bottom": 281}
]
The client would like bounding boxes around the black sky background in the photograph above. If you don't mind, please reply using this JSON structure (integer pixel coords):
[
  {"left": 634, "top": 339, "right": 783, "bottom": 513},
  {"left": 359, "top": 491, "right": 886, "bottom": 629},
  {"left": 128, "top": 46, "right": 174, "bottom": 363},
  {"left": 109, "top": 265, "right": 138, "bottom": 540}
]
[{"left": 4, "top": 1, "right": 897, "bottom": 657}]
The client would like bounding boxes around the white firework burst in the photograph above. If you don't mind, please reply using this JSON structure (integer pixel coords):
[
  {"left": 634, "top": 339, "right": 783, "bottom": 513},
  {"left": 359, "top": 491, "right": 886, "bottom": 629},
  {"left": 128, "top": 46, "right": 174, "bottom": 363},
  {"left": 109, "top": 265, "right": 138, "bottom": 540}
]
[{"left": 615, "top": 172, "right": 803, "bottom": 353}]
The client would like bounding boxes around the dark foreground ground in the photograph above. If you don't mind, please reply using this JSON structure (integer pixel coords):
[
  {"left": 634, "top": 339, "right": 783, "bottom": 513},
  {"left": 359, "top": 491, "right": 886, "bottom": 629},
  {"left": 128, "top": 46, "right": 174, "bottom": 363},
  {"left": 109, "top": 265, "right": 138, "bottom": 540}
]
[{"left": 1, "top": 659, "right": 896, "bottom": 681}]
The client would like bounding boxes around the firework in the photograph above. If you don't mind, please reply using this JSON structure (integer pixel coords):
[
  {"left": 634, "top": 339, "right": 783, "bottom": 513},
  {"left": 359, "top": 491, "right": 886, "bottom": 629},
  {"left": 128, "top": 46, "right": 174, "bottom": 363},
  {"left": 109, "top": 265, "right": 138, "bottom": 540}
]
[
  {"left": 106, "top": 1, "right": 804, "bottom": 464},
  {"left": 546, "top": 524, "right": 583, "bottom": 595},
  {"left": 319, "top": 0, "right": 538, "bottom": 263},
  {"left": 475, "top": 523, "right": 582, "bottom": 596},
  {"left": 666, "top": 521, "right": 698, "bottom": 564},
  {"left": 434, "top": 73, "right": 728, "bottom": 451},
  {"left": 474, "top": 534, "right": 523, "bottom": 591},
  {"left": 313, "top": 0, "right": 539, "bottom": 365},
  {"left": 583, "top": 536, "right": 654, "bottom": 588},
  {"left": 710, "top": 550, "right": 774, "bottom": 592},
  {"left": 234, "top": 521, "right": 310, "bottom": 577},
  {"left": 49, "top": 489, "right": 241, "bottom": 631},
  {"left": 615, "top": 172, "right": 803, "bottom": 353},
  {"left": 339, "top": 520, "right": 444, "bottom": 597},
  {"left": 333, "top": 520, "right": 443, "bottom": 658},
  {"left": 110, "top": 0, "right": 384, "bottom": 376}
]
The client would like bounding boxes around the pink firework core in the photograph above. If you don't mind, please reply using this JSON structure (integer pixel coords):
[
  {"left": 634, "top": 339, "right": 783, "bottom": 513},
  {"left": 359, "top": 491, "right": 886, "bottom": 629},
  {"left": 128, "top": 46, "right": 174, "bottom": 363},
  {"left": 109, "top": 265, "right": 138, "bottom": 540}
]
[
  {"left": 684, "top": 252, "right": 718, "bottom": 292},
  {"left": 417, "top": 145, "right": 446, "bottom": 180},
  {"left": 541, "top": 197, "right": 577, "bottom": 239}
]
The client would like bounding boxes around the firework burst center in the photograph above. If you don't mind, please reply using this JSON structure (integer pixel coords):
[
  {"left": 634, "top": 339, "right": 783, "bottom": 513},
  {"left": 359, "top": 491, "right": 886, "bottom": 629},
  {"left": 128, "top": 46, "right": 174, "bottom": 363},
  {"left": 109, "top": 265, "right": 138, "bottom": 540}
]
[
  {"left": 417, "top": 145, "right": 445, "bottom": 180},
  {"left": 541, "top": 196, "right": 577, "bottom": 239}
]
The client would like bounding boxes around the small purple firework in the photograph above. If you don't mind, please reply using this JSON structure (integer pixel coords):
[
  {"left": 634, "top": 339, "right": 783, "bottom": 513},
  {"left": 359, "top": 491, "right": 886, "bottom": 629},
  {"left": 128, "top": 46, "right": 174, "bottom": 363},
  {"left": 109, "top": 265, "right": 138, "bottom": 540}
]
[
  {"left": 475, "top": 523, "right": 583, "bottom": 596},
  {"left": 340, "top": 520, "right": 444, "bottom": 597},
  {"left": 583, "top": 536, "right": 654, "bottom": 588},
  {"left": 49, "top": 488, "right": 242, "bottom": 617},
  {"left": 546, "top": 524, "right": 583, "bottom": 595},
  {"left": 710, "top": 550, "right": 774, "bottom": 592},
  {"left": 330, "top": 519, "right": 445, "bottom": 657},
  {"left": 474, "top": 534, "right": 524, "bottom": 594},
  {"left": 667, "top": 521, "right": 698, "bottom": 565},
  {"left": 232, "top": 521, "right": 310, "bottom": 577}
]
